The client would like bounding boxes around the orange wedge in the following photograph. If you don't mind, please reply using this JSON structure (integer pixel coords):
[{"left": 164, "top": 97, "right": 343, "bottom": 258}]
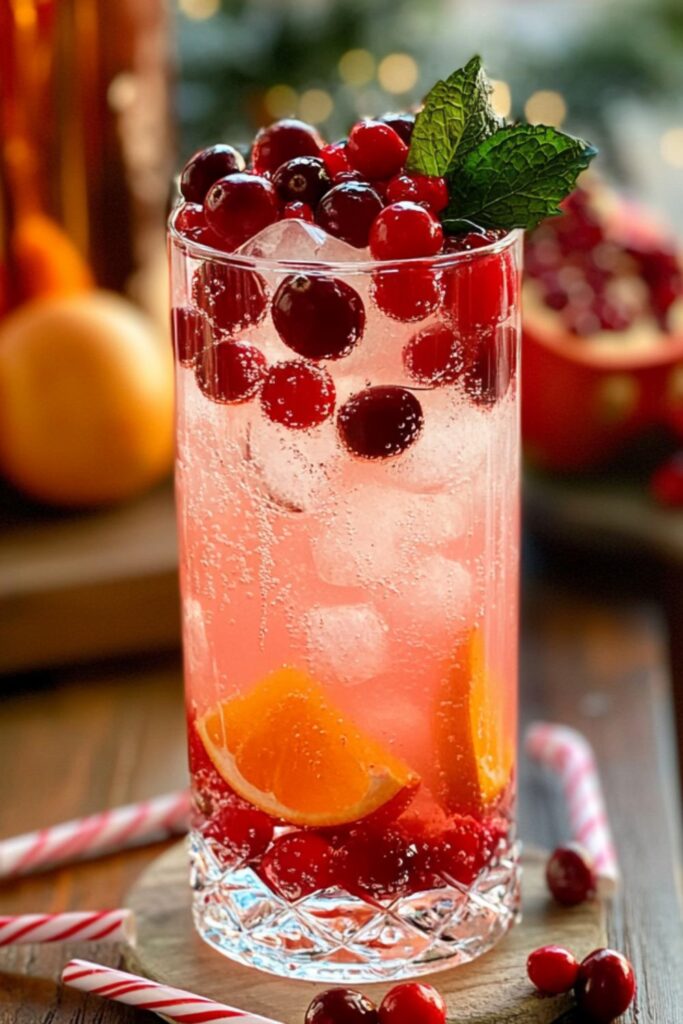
[
  {"left": 196, "top": 667, "right": 419, "bottom": 827},
  {"left": 436, "top": 629, "right": 513, "bottom": 815}
]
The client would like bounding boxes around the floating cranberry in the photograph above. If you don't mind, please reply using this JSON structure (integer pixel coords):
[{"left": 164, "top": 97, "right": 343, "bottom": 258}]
[
  {"left": 372, "top": 266, "right": 443, "bottom": 322},
  {"left": 527, "top": 945, "right": 580, "bottom": 995},
  {"left": 445, "top": 249, "right": 515, "bottom": 332},
  {"left": 192, "top": 262, "right": 268, "bottom": 333},
  {"left": 347, "top": 120, "right": 408, "bottom": 180},
  {"left": 174, "top": 203, "right": 223, "bottom": 248},
  {"left": 462, "top": 325, "right": 516, "bottom": 406},
  {"left": 195, "top": 339, "right": 266, "bottom": 404},
  {"left": 260, "top": 832, "right": 334, "bottom": 901},
  {"left": 335, "top": 827, "right": 419, "bottom": 901},
  {"left": 180, "top": 144, "right": 245, "bottom": 204},
  {"left": 204, "top": 173, "right": 279, "bottom": 250},
  {"left": 251, "top": 118, "right": 323, "bottom": 175},
  {"left": 272, "top": 156, "right": 331, "bottom": 206},
  {"left": 272, "top": 274, "right": 365, "bottom": 361},
  {"left": 202, "top": 797, "right": 274, "bottom": 865},
  {"left": 172, "top": 307, "right": 206, "bottom": 367},
  {"left": 403, "top": 323, "right": 463, "bottom": 386},
  {"left": 546, "top": 844, "right": 597, "bottom": 907},
  {"left": 260, "top": 361, "right": 335, "bottom": 429},
  {"left": 282, "top": 201, "right": 314, "bottom": 222},
  {"left": 575, "top": 949, "right": 636, "bottom": 1022},
  {"left": 378, "top": 984, "right": 446, "bottom": 1024},
  {"left": 369, "top": 201, "right": 443, "bottom": 260},
  {"left": 650, "top": 453, "right": 683, "bottom": 507},
  {"left": 305, "top": 989, "right": 379, "bottom": 1024},
  {"left": 316, "top": 182, "right": 383, "bottom": 248},
  {"left": 377, "top": 112, "right": 415, "bottom": 145},
  {"left": 338, "top": 386, "right": 423, "bottom": 460},
  {"left": 321, "top": 142, "right": 351, "bottom": 177},
  {"left": 433, "top": 815, "right": 490, "bottom": 886}
]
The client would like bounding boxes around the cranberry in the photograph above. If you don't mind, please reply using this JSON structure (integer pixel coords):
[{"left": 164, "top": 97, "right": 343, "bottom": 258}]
[
  {"left": 575, "top": 949, "right": 636, "bottom": 1022},
  {"left": 172, "top": 306, "right": 206, "bottom": 367},
  {"left": 377, "top": 112, "right": 416, "bottom": 145},
  {"left": 372, "top": 266, "right": 443, "bottom": 322},
  {"left": 378, "top": 984, "right": 446, "bottom": 1024},
  {"left": 445, "top": 250, "right": 515, "bottom": 332},
  {"left": 272, "top": 156, "right": 331, "bottom": 206},
  {"left": 403, "top": 323, "right": 463, "bottom": 386},
  {"left": 411, "top": 174, "right": 449, "bottom": 213},
  {"left": 338, "top": 386, "right": 423, "bottom": 460},
  {"left": 251, "top": 118, "right": 323, "bottom": 175},
  {"left": 260, "top": 361, "right": 335, "bottom": 429},
  {"left": 272, "top": 274, "right": 365, "bottom": 361},
  {"left": 174, "top": 203, "right": 223, "bottom": 248},
  {"left": 335, "top": 828, "right": 419, "bottom": 901},
  {"left": 260, "top": 832, "right": 334, "bottom": 901},
  {"left": 385, "top": 174, "right": 420, "bottom": 204},
  {"left": 321, "top": 142, "right": 351, "bottom": 177},
  {"left": 462, "top": 325, "right": 516, "bottom": 406},
  {"left": 187, "top": 722, "right": 232, "bottom": 815},
  {"left": 192, "top": 262, "right": 268, "bottom": 333},
  {"left": 305, "top": 989, "right": 378, "bottom": 1024},
  {"left": 444, "top": 228, "right": 507, "bottom": 252},
  {"left": 180, "top": 144, "right": 245, "bottom": 204},
  {"left": 316, "top": 182, "right": 383, "bottom": 248},
  {"left": 195, "top": 339, "right": 266, "bottom": 404},
  {"left": 527, "top": 945, "right": 579, "bottom": 995},
  {"left": 651, "top": 453, "right": 683, "bottom": 507},
  {"left": 204, "top": 173, "right": 279, "bottom": 250},
  {"left": 347, "top": 120, "right": 408, "bottom": 180},
  {"left": 433, "top": 816, "right": 491, "bottom": 886},
  {"left": 202, "top": 797, "right": 274, "bottom": 865},
  {"left": 369, "top": 202, "right": 443, "bottom": 261},
  {"left": 333, "top": 169, "right": 367, "bottom": 185},
  {"left": 546, "top": 844, "right": 597, "bottom": 906},
  {"left": 282, "top": 201, "right": 314, "bottom": 222}
]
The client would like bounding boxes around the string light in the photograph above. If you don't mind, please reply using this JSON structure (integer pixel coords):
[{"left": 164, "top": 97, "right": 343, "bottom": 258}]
[
  {"left": 338, "top": 49, "right": 375, "bottom": 87},
  {"left": 178, "top": 0, "right": 220, "bottom": 20},
  {"left": 264, "top": 84, "right": 298, "bottom": 119},
  {"left": 299, "top": 89, "right": 334, "bottom": 124},
  {"left": 377, "top": 53, "right": 418, "bottom": 95},
  {"left": 660, "top": 128, "right": 683, "bottom": 169},
  {"left": 525, "top": 90, "right": 567, "bottom": 127},
  {"left": 490, "top": 80, "right": 511, "bottom": 118}
]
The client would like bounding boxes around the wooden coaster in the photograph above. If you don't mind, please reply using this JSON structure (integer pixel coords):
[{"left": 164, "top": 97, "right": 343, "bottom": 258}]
[{"left": 124, "top": 842, "right": 605, "bottom": 1024}]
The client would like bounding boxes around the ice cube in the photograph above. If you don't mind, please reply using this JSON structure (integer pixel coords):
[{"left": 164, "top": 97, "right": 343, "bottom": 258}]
[
  {"left": 305, "top": 603, "right": 388, "bottom": 685},
  {"left": 237, "top": 219, "right": 364, "bottom": 263},
  {"left": 247, "top": 413, "right": 340, "bottom": 512},
  {"left": 380, "top": 555, "right": 472, "bottom": 638}
]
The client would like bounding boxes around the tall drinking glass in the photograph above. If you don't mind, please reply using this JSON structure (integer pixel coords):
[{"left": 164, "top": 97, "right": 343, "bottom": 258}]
[{"left": 169, "top": 215, "right": 522, "bottom": 982}]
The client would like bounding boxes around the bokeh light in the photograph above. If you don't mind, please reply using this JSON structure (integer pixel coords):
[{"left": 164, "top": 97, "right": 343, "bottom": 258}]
[
  {"left": 377, "top": 53, "right": 419, "bottom": 95},
  {"left": 660, "top": 128, "right": 683, "bottom": 168},
  {"left": 264, "top": 84, "right": 298, "bottom": 119},
  {"left": 299, "top": 89, "right": 334, "bottom": 124},
  {"left": 525, "top": 90, "right": 567, "bottom": 127},
  {"left": 490, "top": 80, "right": 512, "bottom": 119},
  {"left": 338, "top": 49, "right": 375, "bottom": 87},
  {"left": 178, "top": 0, "right": 220, "bottom": 21}
]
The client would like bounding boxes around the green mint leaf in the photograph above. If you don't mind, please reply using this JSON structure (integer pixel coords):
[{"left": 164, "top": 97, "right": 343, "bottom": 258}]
[
  {"left": 406, "top": 55, "right": 500, "bottom": 177},
  {"left": 443, "top": 124, "right": 597, "bottom": 231}
]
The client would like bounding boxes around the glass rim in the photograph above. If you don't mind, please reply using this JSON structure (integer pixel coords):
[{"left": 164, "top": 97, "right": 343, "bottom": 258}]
[{"left": 168, "top": 205, "right": 522, "bottom": 274}]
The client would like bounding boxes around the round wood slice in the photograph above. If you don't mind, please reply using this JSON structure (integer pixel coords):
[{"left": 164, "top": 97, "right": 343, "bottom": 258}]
[{"left": 124, "top": 842, "right": 606, "bottom": 1023}]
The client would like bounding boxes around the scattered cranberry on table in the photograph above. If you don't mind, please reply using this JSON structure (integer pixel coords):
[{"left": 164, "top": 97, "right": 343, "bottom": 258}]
[
  {"left": 526, "top": 945, "right": 579, "bottom": 995},
  {"left": 305, "top": 989, "right": 379, "bottom": 1024},
  {"left": 574, "top": 948, "right": 636, "bottom": 1022},
  {"left": 378, "top": 983, "right": 447, "bottom": 1024},
  {"left": 546, "top": 843, "right": 597, "bottom": 906}
]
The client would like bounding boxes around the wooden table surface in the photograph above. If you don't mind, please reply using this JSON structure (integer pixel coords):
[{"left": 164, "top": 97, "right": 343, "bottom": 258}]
[{"left": 0, "top": 576, "right": 682, "bottom": 1024}]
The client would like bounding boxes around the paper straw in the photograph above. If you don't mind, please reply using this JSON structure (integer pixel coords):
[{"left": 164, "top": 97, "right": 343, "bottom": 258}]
[
  {"left": 0, "top": 909, "right": 136, "bottom": 946},
  {"left": 0, "top": 790, "right": 191, "bottom": 879},
  {"left": 61, "top": 959, "right": 282, "bottom": 1024},
  {"left": 525, "top": 721, "right": 619, "bottom": 894}
]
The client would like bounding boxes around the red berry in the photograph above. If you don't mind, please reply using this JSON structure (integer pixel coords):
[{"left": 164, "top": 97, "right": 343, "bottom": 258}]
[
  {"left": 444, "top": 228, "right": 507, "bottom": 252},
  {"left": 260, "top": 832, "right": 334, "bottom": 901},
  {"left": 410, "top": 174, "right": 449, "bottom": 213},
  {"left": 462, "top": 325, "right": 516, "bottom": 406},
  {"left": 202, "top": 797, "right": 274, "bottom": 865},
  {"left": 385, "top": 174, "right": 420, "bottom": 204},
  {"left": 282, "top": 201, "right": 314, "bottom": 222},
  {"left": 379, "top": 983, "right": 446, "bottom": 1024},
  {"left": 335, "top": 827, "right": 419, "bottom": 901},
  {"left": 195, "top": 339, "right": 267, "bottom": 404},
  {"left": 432, "top": 816, "right": 491, "bottom": 886},
  {"left": 527, "top": 945, "right": 579, "bottom": 995},
  {"left": 305, "top": 989, "right": 379, "bottom": 1024},
  {"left": 316, "top": 182, "right": 383, "bottom": 248},
  {"left": 333, "top": 169, "right": 367, "bottom": 185},
  {"left": 172, "top": 306, "right": 206, "bottom": 367},
  {"left": 377, "top": 112, "right": 416, "bottom": 145},
  {"left": 369, "top": 202, "right": 443, "bottom": 260},
  {"left": 372, "top": 266, "right": 443, "bottom": 322},
  {"left": 272, "top": 156, "right": 331, "bottom": 206},
  {"left": 251, "top": 118, "right": 323, "bottom": 175},
  {"left": 321, "top": 142, "right": 351, "bottom": 177},
  {"left": 575, "top": 949, "right": 636, "bottom": 1022},
  {"left": 651, "top": 453, "right": 683, "bottom": 507},
  {"left": 445, "top": 249, "right": 516, "bottom": 331},
  {"left": 338, "top": 386, "right": 423, "bottom": 460},
  {"left": 260, "top": 361, "right": 335, "bottom": 429},
  {"left": 546, "top": 844, "right": 597, "bottom": 906},
  {"left": 204, "top": 173, "right": 279, "bottom": 250},
  {"left": 272, "top": 274, "right": 365, "bottom": 361},
  {"left": 192, "top": 262, "right": 268, "bottom": 333},
  {"left": 403, "top": 323, "right": 463, "bottom": 387},
  {"left": 180, "top": 144, "right": 245, "bottom": 204},
  {"left": 187, "top": 721, "right": 232, "bottom": 815},
  {"left": 174, "top": 203, "right": 224, "bottom": 248},
  {"left": 347, "top": 120, "right": 408, "bottom": 180}
]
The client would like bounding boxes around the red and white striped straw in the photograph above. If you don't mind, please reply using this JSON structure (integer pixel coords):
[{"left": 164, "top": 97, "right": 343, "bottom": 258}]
[
  {"left": 525, "top": 721, "right": 619, "bottom": 894},
  {"left": 0, "top": 790, "right": 191, "bottom": 880},
  {"left": 61, "top": 959, "right": 282, "bottom": 1024},
  {"left": 0, "top": 910, "right": 135, "bottom": 947}
]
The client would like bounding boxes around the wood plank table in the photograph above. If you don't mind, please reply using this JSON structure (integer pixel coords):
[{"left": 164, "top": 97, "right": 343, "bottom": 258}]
[{"left": 0, "top": 579, "right": 681, "bottom": 1023}]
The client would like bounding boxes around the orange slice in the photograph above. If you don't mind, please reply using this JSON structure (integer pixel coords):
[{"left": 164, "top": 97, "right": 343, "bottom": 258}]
[
  {"left": 196, "top": 667, "right": 419, "bottom": 827},
  {"left": 436, "top": 629, "right": 513, "bottom": 815}
]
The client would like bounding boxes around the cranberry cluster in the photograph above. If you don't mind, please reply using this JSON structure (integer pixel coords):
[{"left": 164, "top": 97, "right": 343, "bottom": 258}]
[
  {"left": 305, "top": 983, "right": 446, "bottom": 1024},
  {"left": 527, "top": 945, "right": 636, "bottom": 1022}
]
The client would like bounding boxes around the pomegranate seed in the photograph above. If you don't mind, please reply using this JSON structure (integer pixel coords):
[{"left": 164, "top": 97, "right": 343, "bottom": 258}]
[
  {"left": 272, "top": 156, "right": 331, "bottom": 206},
  {"left": 379, "top": 984, "right": 446, "bottom": 1024},
  {"left": 272, "top": 274, "right": 365, "bottom": 361},
  {"left": 369, "top": 202, "right": 443, "bottom": 261},
  {"left": 445, "top": 250, "right": 514, "bottom": 332},
  {"left": 204, "top": 173, "right": 279, "bottom": 250},
  {"left": 347, "top": 120, "right": 408, "bottom": 180},
  {"left": 282, "top": 201, "right": 314, "bottom": 222},
  {"left": 335, "top": 827, "right": 419, "bottom": 901},
  {"left": 462, "top": 325, "right": 516, "bottom": 406},
  {"left": 385, "top": 174, "right": 420, "bottom": 204},
  {"left": 527, "top": 945, "right": 580, "bottom": 995},
  {"left": 260, "top": 832, "right": 334, "bottom": 901},
  {"left": 321, "top": 142, "right": 351, "bottom": 177},
  {"left": 195, "top": 339, "right": 266, "bottom": 404},
  {"left": 174, "top": 203, "right": 224, "bottom": 248},
  {"left": 202, "top": 797, "right": 274, "bottom": 865},
  {"left": 403, "top": 322, "right": 463, "bottom": 386},
  {"left": 251, "top": 118, "right": 323, "bottom": 175},
  {"left": 377, "top": 112, "right": 416, "bottom": 145},
  {"left": 316, "top": 182, "right": 383, "bottom": 248},
  {"left": 305, "top": 989, "right": 378, "bottom": 1024},
  {"left": 172, "top": 306, "right": 206, "bottom": 367},
  {"left": 372, "top": 266, "right": 443, "bottom": 322},
  {"left": 192, "top": 262, "right": 268, "bottom": 333},
  {"left": 546, "top": 843, "right": 597, "bottom": 906},
  {"left": 180, "top": 144, "right": 245, "bottom": 204},
  {"left": 260, "top": 360, "right": 335, "bottom": 429},
  {"left": 338, "top": 386, "right": 423, "bottom": 460},
  {"left": 651, "top": 453, "right": 683, "bottom": 507},
  {"left": 575, "top": 949, "right": 636, "bottom": 1022}
]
